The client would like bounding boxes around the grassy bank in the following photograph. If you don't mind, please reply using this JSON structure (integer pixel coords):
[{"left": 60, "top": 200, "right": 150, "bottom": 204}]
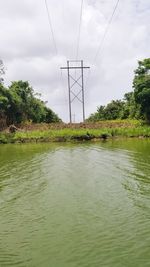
[{"left": 0, "top": 124, "right": 150, "bottom": 144}]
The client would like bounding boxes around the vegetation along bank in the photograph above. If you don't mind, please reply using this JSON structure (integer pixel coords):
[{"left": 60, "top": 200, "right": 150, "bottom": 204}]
[
  {"left": 0, "top": 58, "right": 150, "bottom": 144},
  {"left": 0, "top": 120, "right": 150, "bottom": 144}
]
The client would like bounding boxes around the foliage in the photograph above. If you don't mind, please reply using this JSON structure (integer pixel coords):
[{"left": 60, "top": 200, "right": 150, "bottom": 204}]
[
  {"left": 133, "top": 58, "right": 150, "bottom": 122},
  {"left": 0, "top": 80, "right": 61, "bottom": 126},
  {"left": 0, "top": 125, "right": 150, "bottom": 144},
  {"left": 87, "top": 93, "right": 142, "bottom": 122},
  {"left": 0, "top": 60, "right": 5, "bottom": 84},
  {"left": 88, "top": 58, "right": 150, "bottom": 123},
  {"left": 88, "top": 99, "right": 126, "bottom": 121},
  {"left": 102, "top": 100, "right": 124, "bottom": 120},
  {"left": 120, "top": 92, "right": 141, "bottom": 119}
]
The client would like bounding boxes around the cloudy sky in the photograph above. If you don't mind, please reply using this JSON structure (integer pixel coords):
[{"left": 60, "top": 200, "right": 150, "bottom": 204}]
[{"left": 0, "top": 0, "right": 150, "bottom": 122}]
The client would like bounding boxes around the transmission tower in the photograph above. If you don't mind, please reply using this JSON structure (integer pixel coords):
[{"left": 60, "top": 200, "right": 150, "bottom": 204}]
[{"left": 60, "top": 60, "right": 90, "bottom": 123}]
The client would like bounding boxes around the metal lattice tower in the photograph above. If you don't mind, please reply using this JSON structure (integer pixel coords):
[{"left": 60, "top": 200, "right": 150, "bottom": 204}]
[{"left": 60, "top": 60, "right": 90, "bottom": 123}]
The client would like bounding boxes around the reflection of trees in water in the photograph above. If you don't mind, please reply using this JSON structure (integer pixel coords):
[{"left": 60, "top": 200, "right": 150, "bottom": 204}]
[
  {"left": 100, "top": 139, "right": 150, "bottom": 209},
  {"left": 0, "top": 143, "right": 58, "bottom": 196},
  {"left": 119, "top": 139, "right": 150, "bottom": 210}
]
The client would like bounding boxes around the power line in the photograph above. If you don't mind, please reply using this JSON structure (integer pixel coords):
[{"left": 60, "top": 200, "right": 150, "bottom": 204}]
[
  {"left": 93, "top": 0, "right": 120, "bottom": 63},
  {"left": 85, "top": 0, "right": 120, "bottom": 87},
  {"left": 44, "top": 0, "right": 58, "bottom": 55},
  {"left": 76, "top": 0, "right": 84, "bottom": 60}
]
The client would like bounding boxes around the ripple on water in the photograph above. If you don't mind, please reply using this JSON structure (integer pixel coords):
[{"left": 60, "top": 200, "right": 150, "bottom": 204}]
[{"left": 0, "top": 141, "right": 150, "bottom": 267}]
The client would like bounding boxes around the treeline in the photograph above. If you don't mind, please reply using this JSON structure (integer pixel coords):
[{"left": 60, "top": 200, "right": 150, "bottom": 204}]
[
  {"left": 88, "top": 58, "right": 150, "bottom": 123},
  {"left": 0, "top": 80, "right": 61, "bottom": 128},
  {"left": 87, "top": 93, "right": 139, "bottom": 121}
]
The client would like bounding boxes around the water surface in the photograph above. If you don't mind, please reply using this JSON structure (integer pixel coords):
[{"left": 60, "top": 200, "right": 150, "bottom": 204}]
[{"left": 0, "top": 139, "right": 150, "bottom": 266}]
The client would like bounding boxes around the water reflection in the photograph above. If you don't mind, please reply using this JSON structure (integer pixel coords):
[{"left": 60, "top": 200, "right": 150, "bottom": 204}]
[
  {"left": 99, "top": 139, "right": 150, "bottom": 210},
  {"left": 0, "top": 140, "right": 150, "bottom": 267}
]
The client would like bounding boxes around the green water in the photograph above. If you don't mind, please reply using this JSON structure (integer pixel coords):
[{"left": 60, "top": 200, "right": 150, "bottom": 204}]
[{"left": 0, "top": 139, "right": 150, "bottom": 267}]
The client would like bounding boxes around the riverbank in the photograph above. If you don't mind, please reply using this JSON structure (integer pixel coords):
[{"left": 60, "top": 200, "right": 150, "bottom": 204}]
[{"left": 0, "top": 121, "right": 150, "bottom": 144}]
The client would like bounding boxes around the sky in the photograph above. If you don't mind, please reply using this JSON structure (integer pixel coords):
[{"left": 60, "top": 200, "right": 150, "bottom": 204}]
[{"left": 0, "top": 0, "right": 150, "bottom": 122}]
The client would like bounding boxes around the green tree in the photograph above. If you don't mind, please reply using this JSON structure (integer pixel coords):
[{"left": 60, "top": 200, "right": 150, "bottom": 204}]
[
  {"left": 133, "top": 58, "right": 150, "bottom": 122},
  {"left": 0, "top": 60, "right": 5, "bottom": 84},
  {"left": 0, "top": 84, "right": 9, "bottom": 129},
  {"left": 44, "top": 106, "right": 61, "bottom": 123},
  {"left": 120, "top": 92, "right": 140, "bottom": 119},
  {"left": 0, "top": 80, "right": 61, "bottom": 125},
  {"left": 8, "top": 81, "right": 34, "bottom": 123},
  {"left": 103, "top": 100, "right": 124, "bottom": 120},
  {"left": 87, "top": 100, "right": 124, "bottom": 121},
  {"left": 87, "top": 105, "right": 105, "bottom": 122},
  {"left": 0, "top": 84, "right": 9, "bottom": 110}
]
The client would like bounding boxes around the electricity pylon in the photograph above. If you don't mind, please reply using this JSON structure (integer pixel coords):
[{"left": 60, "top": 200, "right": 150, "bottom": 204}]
[{"left": 60, "top": 60, "right": 90, "bottom": 123}]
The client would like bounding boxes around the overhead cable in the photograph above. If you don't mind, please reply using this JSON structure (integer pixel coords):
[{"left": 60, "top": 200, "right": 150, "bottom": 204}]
[
  {"left": 85, "top": 0, "right": 120, "bottom": 87},
  {"left": 44, "top": 0, "right": 58, "bottom": 55},
  {"left": 76, "top": 0, "right": 84, "bottom": 60},
  {"left": 93, "top": 0, "right": 120, "bottom": 63}
]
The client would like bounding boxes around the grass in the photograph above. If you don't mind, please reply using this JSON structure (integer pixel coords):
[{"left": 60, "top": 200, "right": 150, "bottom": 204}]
[{"left": 0, "top": 125, "right": 150, "bottom": 144}]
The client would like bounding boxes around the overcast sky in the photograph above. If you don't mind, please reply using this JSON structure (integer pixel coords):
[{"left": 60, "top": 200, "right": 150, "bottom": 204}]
[{"left": 0, "top": 0, "right": 150, "bottom": 122}]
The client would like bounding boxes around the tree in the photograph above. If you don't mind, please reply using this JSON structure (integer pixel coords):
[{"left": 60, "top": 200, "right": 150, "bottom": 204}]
[
  {"left": 103, "top": 100, "right": 124, "bottom": 120},
  {"left": 0, "top": 84, "right": 9, "bottom": 110},
  {"left": 0, "top": 80, "right": 61, "bottom": 125},
  {"left": 120, "top": 92, "right": 140, "bottom": 119},
  {"left": 44, "top": 106, "right": 61, "bottom": 123},
  {"left": 0, "top": 60, "right": 5, "bottom": 84},
  {"left": 133, "top": 59, "right": 150, "bottom": 122},
  {"left": 8, "top": 81, "right": 34, "bottom": 123},
  {"left": 0, "top": 84, "right": 9, "bottom": 129},
  {"left": 87, "top": 100, "right": 124, "bottom": 121}
]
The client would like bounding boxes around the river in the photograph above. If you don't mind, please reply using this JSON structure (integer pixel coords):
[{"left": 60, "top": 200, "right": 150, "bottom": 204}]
[{"left": 0, "top": 139, "right": 150, "bottom": 267}]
